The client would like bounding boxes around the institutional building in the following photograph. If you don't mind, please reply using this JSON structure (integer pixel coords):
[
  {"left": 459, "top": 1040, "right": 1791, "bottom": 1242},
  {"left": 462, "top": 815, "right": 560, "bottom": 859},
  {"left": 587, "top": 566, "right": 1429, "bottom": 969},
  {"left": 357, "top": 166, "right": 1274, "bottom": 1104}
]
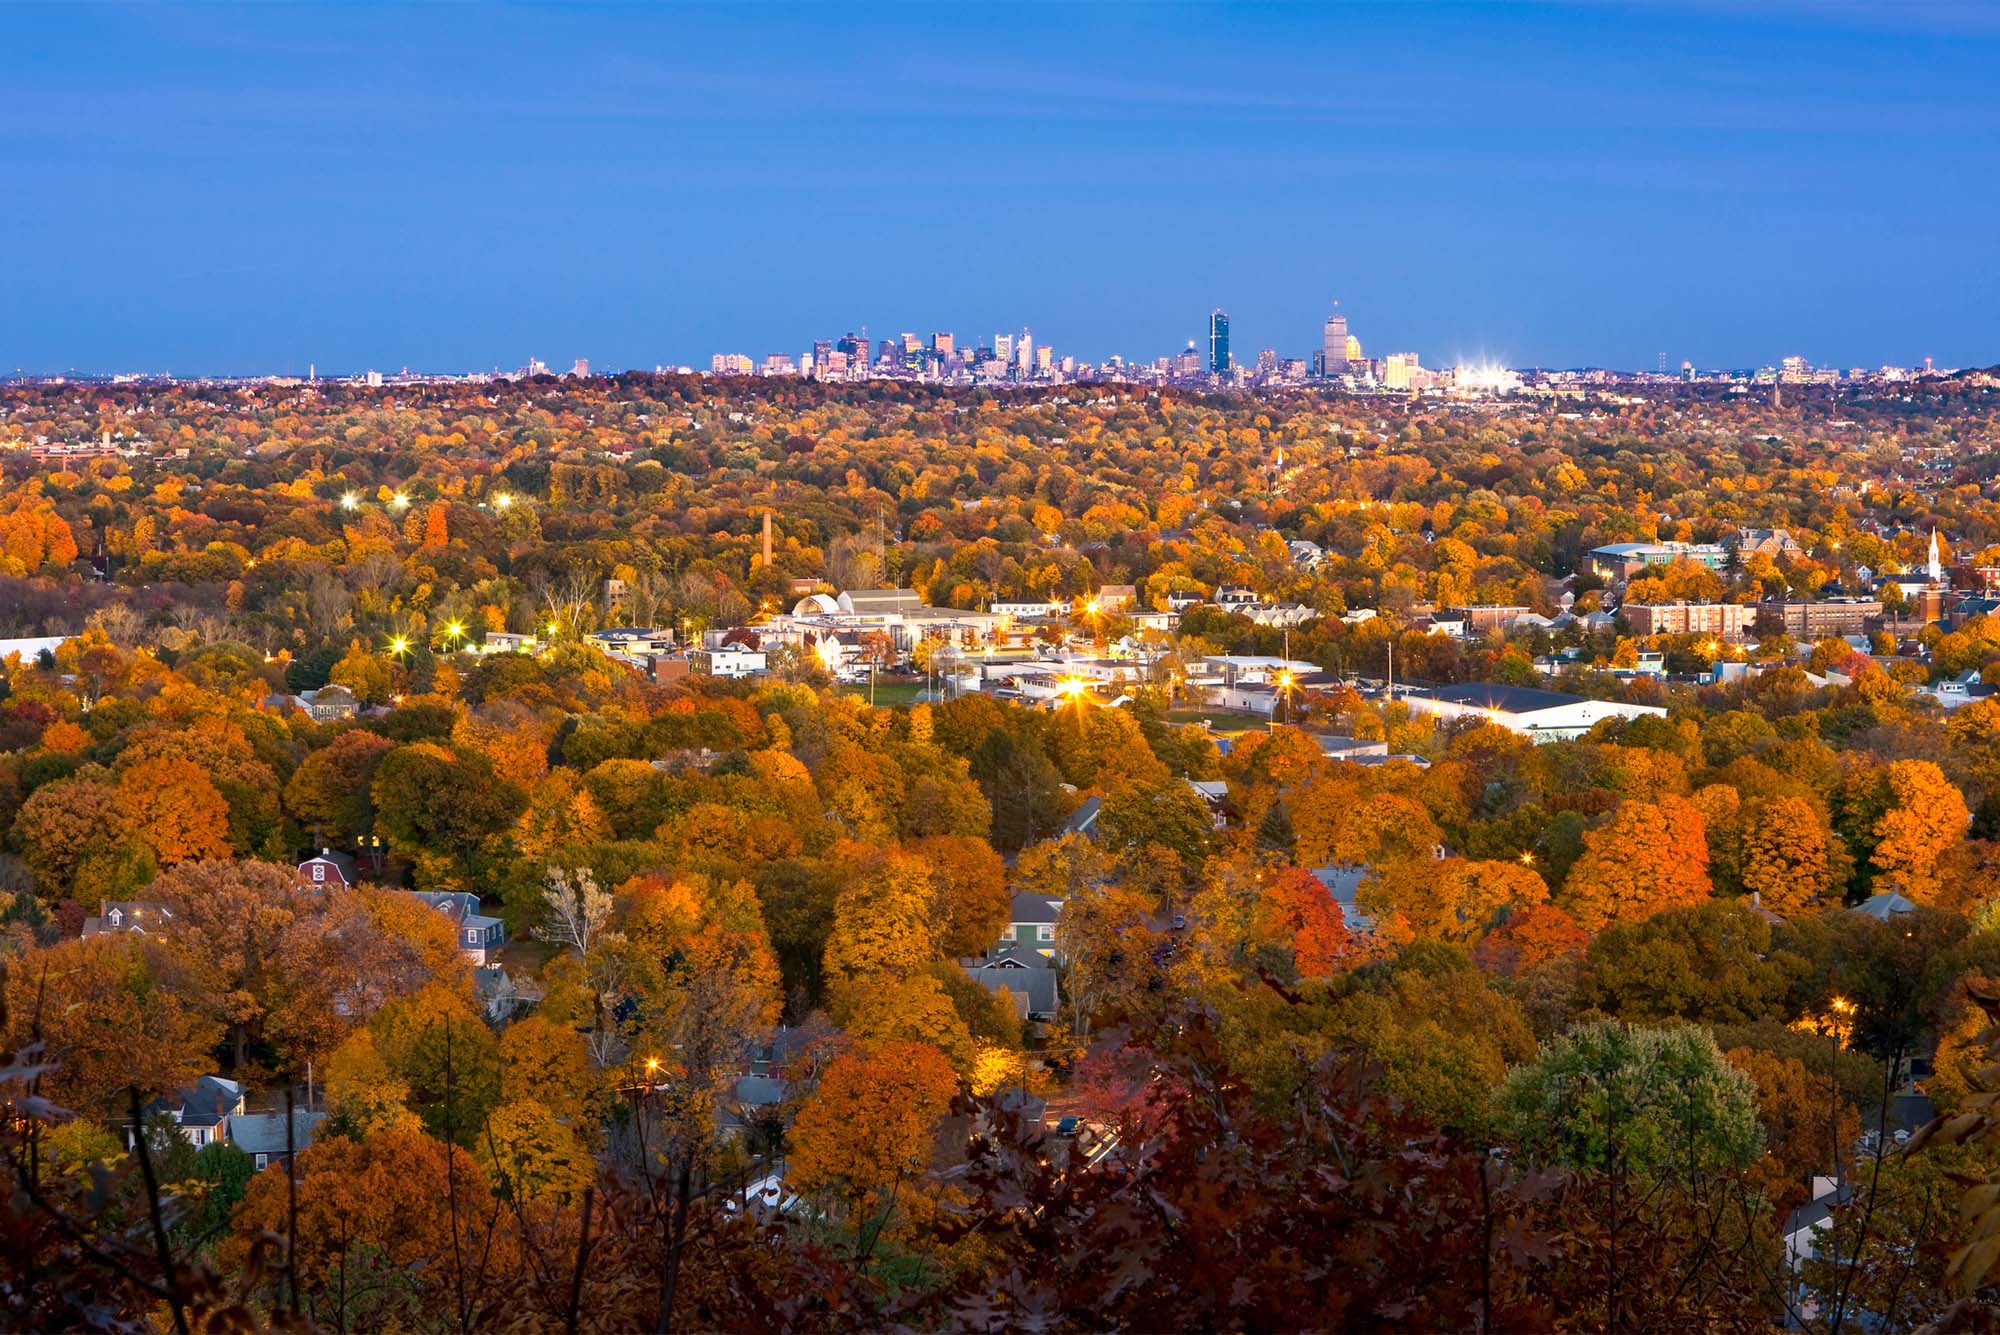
[
  {"left": 1622, "top": 601, "right": 1757, "bottom": 639},
  {"left": 1400, "top": 683, "right": 1666, "bottom": 742}
]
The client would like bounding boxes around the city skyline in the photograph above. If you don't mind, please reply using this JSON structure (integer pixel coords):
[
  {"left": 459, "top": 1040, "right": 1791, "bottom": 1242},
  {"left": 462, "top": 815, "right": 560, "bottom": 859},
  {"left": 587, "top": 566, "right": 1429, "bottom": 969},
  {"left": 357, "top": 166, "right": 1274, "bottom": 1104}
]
[{"left": 5, "top": 4, "right": 1998, "bottom": 374}]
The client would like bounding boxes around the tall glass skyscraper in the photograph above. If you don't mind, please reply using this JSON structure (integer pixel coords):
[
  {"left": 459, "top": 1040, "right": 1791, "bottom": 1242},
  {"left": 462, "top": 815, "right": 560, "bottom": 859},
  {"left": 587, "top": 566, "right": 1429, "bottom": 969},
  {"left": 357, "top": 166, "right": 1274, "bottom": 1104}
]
[
  {"left": 1209, "top": 309, "right": 1230, "bottom": 373},
  {"left": 1322, "top": 310, "right": 1349, "bottom": 376}
]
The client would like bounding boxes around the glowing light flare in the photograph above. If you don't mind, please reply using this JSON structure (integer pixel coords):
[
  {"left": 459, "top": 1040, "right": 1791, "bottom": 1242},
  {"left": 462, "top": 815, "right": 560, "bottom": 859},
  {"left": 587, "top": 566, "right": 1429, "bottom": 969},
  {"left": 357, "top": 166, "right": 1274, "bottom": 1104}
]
[
  {"left": 339, "top": 491, "right": 358, "bottom": 510},
  {"left": 387, "top": 636, "right": 410, "bottom": 656},
  {"left": 390, "top": 492, "right": 409, "bottom": 509},
  {"left": 493, "top": 493, "right": 514, "bottom": 510}
]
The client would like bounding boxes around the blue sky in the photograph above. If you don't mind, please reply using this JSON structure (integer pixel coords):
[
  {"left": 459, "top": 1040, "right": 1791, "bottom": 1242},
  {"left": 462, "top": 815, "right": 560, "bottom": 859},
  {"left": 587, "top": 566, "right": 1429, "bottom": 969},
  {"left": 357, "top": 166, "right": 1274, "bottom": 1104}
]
[{"left": 3, "top": 2, "right": 1996, "bottom": 375}]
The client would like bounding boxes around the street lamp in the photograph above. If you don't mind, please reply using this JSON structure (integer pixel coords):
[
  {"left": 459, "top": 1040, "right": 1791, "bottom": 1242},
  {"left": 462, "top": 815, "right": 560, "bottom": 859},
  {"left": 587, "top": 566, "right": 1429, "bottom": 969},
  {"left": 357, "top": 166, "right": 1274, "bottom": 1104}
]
[
  {"left": 339, "top": 491, "right": 358, "bottom": 511},
  {"left": 387, "top": 636, "right": 410, "bottom": 658},
  {"left": 391, "top": 492, "right": 409, "bottom": 509},
  {"left": 493, "top": 492, "right": 513, "bottom": 511}
]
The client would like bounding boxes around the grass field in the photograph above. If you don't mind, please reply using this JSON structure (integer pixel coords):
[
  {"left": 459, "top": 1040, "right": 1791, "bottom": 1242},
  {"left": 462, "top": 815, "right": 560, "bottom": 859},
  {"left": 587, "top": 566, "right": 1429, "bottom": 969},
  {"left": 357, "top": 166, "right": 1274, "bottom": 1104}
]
[
  {"left": 838, "top": 680, "right": 930, "bottom": 707},
  {"left": 1165, "top": 709, "right": 1272, "bottom": 733}
]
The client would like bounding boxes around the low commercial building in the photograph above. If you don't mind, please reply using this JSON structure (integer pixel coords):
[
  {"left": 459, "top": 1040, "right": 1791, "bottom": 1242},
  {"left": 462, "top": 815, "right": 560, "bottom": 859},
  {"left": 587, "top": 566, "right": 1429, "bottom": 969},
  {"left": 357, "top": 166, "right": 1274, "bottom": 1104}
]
[
  {"left": 1400, "top": 682, "right": 1666, "bottom": 742},
  {"left": 690, "top": 647, "right": 768, "bottom": 678}
]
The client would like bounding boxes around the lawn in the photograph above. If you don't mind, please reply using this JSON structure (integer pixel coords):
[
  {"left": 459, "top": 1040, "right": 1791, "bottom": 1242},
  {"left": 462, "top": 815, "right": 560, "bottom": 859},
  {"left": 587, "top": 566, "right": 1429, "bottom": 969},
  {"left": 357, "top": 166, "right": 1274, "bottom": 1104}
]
[
  {"left": 1164, "top": 709, "right": 1272, "bottom": 733},
  {"left": 838, "top": 680, "right": 931, "bottom": 707}
]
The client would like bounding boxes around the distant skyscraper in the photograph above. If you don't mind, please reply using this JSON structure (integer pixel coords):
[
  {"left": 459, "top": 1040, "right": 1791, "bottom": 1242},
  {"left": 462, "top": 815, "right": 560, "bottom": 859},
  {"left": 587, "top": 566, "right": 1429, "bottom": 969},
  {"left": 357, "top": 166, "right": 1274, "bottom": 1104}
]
[
  {"left": 931, "top": 332, "right": 954, "bottom": 358},
  {"left": 994, "top": 333, "right": 1014, "bottom": 365},
  {"left": 1208, "top": 309, "right": 1231, "bottom": 373},
  {"left": 1017, "top": 328, "right": 1034, "bottom": 373},
  {"left": 1322, "top": 308, "right": 1349, "bottom": 376}
]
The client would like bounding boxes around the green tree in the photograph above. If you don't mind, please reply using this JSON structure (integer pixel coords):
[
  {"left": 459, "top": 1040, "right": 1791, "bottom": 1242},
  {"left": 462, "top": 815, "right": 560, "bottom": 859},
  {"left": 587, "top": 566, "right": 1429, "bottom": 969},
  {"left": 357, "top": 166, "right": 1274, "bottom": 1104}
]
[{"left": 1501, "top": 1019, "right": 1761, "bottom": 1180}]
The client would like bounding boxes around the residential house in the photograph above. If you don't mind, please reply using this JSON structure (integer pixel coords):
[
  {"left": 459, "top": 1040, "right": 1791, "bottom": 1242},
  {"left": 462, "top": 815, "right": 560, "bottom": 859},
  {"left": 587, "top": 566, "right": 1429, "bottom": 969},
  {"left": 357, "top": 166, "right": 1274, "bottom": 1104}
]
[
  {"left": 1186, "top": 778, "right": 1230, "bottom": 829},
  {"left": 412, "top": 890, "right": 508, "bottom": 964},
  {"left": 1924, "top": 670, "right": 1999, "bottom": 711},
  {"left": 82, "top": 900, "right": 175, "bottom": 938},
  {"left": 1095, "top": 584, "right": 1137, "bottom": 612},
  {"left": 145, "top": 1076, "right": 245, "bottom": 1149},
  {"left": 1287, "top": 539, "right": 1326, "bottom": 569},
  {"left": 963, "top": 949, "right": 1060, "bottom": 1023},
  {"left": 1853, "top": 890, "right": 1917, "bottom": 921},
  {"left": 1308, "top": 866, "right": 1377, "bottom": 935},
  {"left": 295, "top": 848, "right": 359, "bottom": 889},
  {"left": 998, "top": 891, "right": 1063, "bottom": 956},
  {"left": 1059, "top": 795, "right": 1102, "bottom": 839},
  {"left": 226, "top": 1109, "right": 327, "bottom": 1173}
]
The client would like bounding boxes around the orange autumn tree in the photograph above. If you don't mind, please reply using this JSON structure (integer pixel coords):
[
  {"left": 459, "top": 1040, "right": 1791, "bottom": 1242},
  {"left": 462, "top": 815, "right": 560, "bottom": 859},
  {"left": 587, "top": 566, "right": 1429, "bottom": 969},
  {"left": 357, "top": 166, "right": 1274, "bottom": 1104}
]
[
  {"left": 1560, "top": 795, "right": 1712, "bottom": 933},
  {"left": 1293, "top": 788, "right": 1442, "bottom": 871},
  {"left": 1257, "top": 866, "right": 1362, "bottom": 980},
  {"left": 788, "top": 1040, "right": 957, "bottom": 1230},
  {"left": 1, "top": 933, "right": 221, "bottom": 1114},
  {"left": 1474, "top": 902, "right": 1589, "bottom": 978},
  {"left": 113, "top": 756, "right": 233, "bottom": 866},
  {"left": 223, "top": 1127, "right": 512, "bottom": 1329},
  {"left": 1869, "top": 759, "right": 1970, "bottom": 902},
  {"left": 1737, "top": 795, "right": 1836, "bottom": 915},
  {"left": 1360, "top": 857, "right": 1549, "bottom": 945}
]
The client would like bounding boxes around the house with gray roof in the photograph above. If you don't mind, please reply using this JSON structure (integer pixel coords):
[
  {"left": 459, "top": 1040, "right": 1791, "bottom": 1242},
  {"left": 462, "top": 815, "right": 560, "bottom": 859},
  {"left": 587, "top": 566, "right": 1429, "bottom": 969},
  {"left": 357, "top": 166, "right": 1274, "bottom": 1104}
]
[
  {"left": 226, "top": 1109, "right": 327, "bottom": 1173},
  {"left": 412, "top": 890, "right": 507, "bottom": 964},
  {"left": 998, "top": 892, "right": 1062, "bottom": 956},
  {"left": 963, "top": 950, "right": 1061, "bottom": 1023}
]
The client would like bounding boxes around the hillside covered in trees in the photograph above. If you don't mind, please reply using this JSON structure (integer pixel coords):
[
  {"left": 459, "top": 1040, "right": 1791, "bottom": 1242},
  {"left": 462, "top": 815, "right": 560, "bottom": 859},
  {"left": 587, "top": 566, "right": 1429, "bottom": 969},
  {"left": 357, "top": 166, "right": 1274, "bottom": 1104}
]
[{"left": 6, "top": 373, "right": 2000, "bottom": 1331}]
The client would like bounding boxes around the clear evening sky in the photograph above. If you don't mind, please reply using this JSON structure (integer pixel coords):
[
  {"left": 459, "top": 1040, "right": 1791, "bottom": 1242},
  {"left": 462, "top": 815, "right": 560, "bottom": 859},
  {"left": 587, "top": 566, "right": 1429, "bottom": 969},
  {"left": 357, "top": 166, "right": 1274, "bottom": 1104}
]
[{"left": 4, "top": 2, "right": 1996, "bottom": 376}]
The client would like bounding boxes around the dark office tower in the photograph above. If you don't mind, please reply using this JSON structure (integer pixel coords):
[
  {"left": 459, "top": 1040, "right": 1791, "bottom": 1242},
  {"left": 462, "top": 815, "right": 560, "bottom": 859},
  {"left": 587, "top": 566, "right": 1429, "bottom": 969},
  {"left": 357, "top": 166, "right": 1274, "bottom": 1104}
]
[
  {"left": 1209, "top": 309, "right": 1231, "bottom": 373},
  {"left": 1322, "top": 309, "right": 1349, "bottom": 376}
]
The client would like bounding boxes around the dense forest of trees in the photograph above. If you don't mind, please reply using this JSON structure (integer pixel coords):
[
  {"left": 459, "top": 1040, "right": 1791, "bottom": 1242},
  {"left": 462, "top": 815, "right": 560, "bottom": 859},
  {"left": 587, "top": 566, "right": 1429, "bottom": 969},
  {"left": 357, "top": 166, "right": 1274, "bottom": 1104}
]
[{"left": 4, "top": 373, "right": 2000, "bottom": 1330}]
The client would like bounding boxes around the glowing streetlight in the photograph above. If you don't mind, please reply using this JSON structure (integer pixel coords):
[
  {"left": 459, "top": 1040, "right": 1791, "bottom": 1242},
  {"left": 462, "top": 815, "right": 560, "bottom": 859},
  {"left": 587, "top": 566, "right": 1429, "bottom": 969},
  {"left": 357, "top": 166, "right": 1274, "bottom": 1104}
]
[
  {"left": 1519, "top": 851, "right": 1535, "bottom": 866},
  {"left": 816, "top": 638, "right": 839, "bottom": 673},
  {"left": 493, "top": 493, "right": 513, "bottom": 511},
  {"left": 339, "top": 491, "right": 358, "bottom": 510},
  {"left": 545, "top": 621, "right": 561, "bottom": 637},
  {"left": 387, "top": 635, "right": 409, "bottom": 656},
  {"left": 1085, "top": 599, "right": 1100, "bottom": 616},
  {"left": 391, "top": 492, "right": 409, "bottom": 509}
]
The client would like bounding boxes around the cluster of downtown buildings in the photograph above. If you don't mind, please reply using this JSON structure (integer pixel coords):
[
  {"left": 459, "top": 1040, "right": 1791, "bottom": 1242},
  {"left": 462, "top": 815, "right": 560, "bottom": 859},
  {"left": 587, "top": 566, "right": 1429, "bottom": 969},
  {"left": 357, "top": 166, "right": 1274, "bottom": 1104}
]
[
  {"left": 696, "top": 306, "right": 1969, "bottom": 396},
  {"left": 704, "top": 306, "right": 1473, "bottom": 393}
]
